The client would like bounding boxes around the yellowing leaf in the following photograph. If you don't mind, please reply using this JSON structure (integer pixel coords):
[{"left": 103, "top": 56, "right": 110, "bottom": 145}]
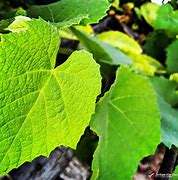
[
  {"left": 128, "top": 53, "right": 164, "bottom": 76},
  {"left": 170, "top": 73, "right": 178, "bottom": 84},
  {"left": 96, "top": 30, "right": 142, "bottom": 54},
  {"left": 72, "top": 28, "right": 132, "bottom": 65},
  {"left": 141, "top": 2, "right": 159, "bottom": 27},
  {"left": 59, "top": 25, "right": 93, "bottom": 40},
  {"left": 6, "top": 16, "right": 31, "bottom": 32}
]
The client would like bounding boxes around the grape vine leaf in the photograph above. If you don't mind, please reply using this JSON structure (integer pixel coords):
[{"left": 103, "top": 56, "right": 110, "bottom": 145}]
[
  {"left": 90, "top": 66, "right": 161, "bottom": 179},
  {"left": 154, "top": 4, "right": 178, "bottom": 34},
  {"left": 150, "top": 77, "right": 178, "bottom": 106},
  {"left": 96, "top": 30, "right": 142, "bottom": 54},
  {"left": 27, "top": 0, "right": 110, "bottom": 28},
  {"left": 144, "top": 30, "right": 171, "bottom": 61},
  {"left": 140, "top": 2, "right": 159, "bottom": 27},
  {"left": 166, "top": 39, "right": 178, "bottom": 73},
  {"left": 0, "top": 19, "right": 101, "bottom": 175},
  {"left": 127, "top": 53, "right": 164, "bottom": 76},
  {"left": 158, "top": 98, "right": 178, "bottom": 148},
  {"left": 72, "top": 28, "right": 132, "bottom": 65},
  {"left": 150, "top": 77, "right": 178, "bottom": 148}
]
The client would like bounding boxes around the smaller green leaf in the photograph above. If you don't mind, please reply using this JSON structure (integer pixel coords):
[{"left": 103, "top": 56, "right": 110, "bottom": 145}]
[
  {"left": 166, "top": 39, "right": 178, "bottom": 73},
  {"left": 144, "top": 30, "right": 172, "bottom": 61},
  {"left": 91, "top": 66, "right": 161, "bottom": 179},
  {"left": 27, "top": 0, "right": 111, "bottom": 28},
  {"left": 141, "top": 2, "right": 159, "bottom": 27},
  {"left": 96, "top": 30, "right": 142, "bottom": 54},
  {"left": 150, "top": 77, "right": 178, "bottom": 148},
  {"left": 72, "top": 28, "right": 132, "bottom": 65},
  {"left": 154, "top": 4, "right": 178, "bottom": 34},
  {"left": 150, "top": 77, "right": 178, "bottom": 106},
  {"left": 157, "top": 97, "right": 178, "bottom": 148}
]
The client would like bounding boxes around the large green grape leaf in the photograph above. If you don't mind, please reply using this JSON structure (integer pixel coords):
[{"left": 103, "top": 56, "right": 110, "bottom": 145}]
[
  {"left": 154, "top": 4, "right": 178, "bottom": 34},
  {"left": 90, "top": 66, "right": 161, "bottom": 179},
  {"left": 150, "top": 77, "right": 178, "bottom": 148},
  {"left": 0, "top": 19, "right": 101, "bottom": 175},
  {"left": 72, "top": 28, "right": 132, "bottom": 65},
  {"left": 27, "top": 0, "right": 111, "bottom": 28},
  {"left": 166, "top": 39, "right": 178, "bottom": 73}
]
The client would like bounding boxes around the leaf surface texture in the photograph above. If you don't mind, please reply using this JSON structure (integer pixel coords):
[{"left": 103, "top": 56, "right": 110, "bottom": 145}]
[{"left": 0, "top": 19, "right": 101, "bottom": 174}]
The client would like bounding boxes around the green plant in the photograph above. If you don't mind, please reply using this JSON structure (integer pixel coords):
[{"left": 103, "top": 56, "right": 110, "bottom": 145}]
[{"left": 1, "top": 0, "right": 178, "bottom": 179}]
